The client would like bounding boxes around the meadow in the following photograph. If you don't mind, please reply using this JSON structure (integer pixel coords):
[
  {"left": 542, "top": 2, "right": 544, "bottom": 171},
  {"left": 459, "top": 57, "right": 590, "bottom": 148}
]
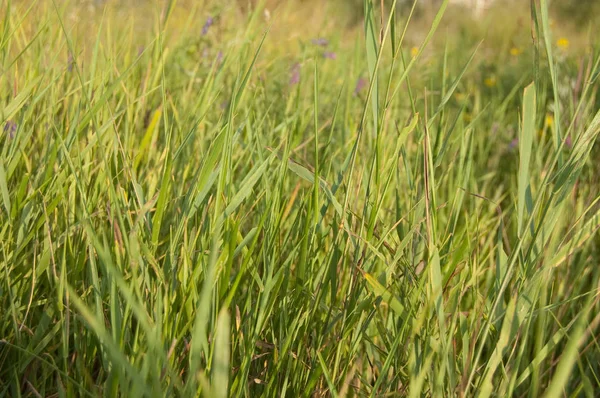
[{"left": 1, "top": 0, "right": 600, "bottom": 396}]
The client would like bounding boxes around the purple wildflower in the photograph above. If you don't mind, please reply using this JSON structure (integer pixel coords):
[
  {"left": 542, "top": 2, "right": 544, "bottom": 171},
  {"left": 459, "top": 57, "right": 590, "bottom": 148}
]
[
  {"left": 3, "top": 120, "right": 17, "bottom": 139},
  {"left": 202, "top": 17, "right": 214, "bottom": 36},
  {"left": 323, "top": 51, "right": 337, "bottom": 60},
  {"left": 67, "top": 53, "right": 74, "bottom": 72},
  {"left": 565, "top": 136, "right": 572, "bottom": 148},
  {"left": 216, "top": 51, "right": 223, "bottom": 64},
  {"left": 509, "top": 138, "right": 519, "bottom": 150},
  {"left": 311, "top": 38, "right": 329, "bottom": 47},
  {"left": 354, "top": 77, "right": 367, "bottom": 96},
  {"left": 290, "top": 63, "right": 301, "bottom": 85}
]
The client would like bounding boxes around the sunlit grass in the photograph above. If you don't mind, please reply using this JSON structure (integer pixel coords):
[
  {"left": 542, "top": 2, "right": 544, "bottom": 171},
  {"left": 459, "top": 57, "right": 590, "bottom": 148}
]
[{"left": 1, "top": 0, "right": 600, "bottom": 396}]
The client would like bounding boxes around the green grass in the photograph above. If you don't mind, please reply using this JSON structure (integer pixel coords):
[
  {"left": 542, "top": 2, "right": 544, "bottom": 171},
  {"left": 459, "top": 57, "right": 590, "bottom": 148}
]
[{"left": 2, "top": 0, "right": 600, "bottom": 396}]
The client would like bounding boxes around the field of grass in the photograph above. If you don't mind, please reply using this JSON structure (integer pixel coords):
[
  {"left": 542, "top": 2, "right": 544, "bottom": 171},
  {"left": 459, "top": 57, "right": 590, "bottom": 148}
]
[{"left": 2, "top": 0, "right": 600, "bottom": 396}]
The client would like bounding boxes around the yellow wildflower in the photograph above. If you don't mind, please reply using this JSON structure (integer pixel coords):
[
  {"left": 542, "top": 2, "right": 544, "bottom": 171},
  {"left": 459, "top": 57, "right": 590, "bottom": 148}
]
[
  {"left": 410, "top": 47, "right": 419, "bottom": 58},
  {"left": 484, "top": 76, "right": 497, "bottom": 88},
  {"left": 545, "top": 114, "right": 554, "bottom": 128},
  {"left": 510, "top": 47, "right": 523, "bottom": 56},
  {"left": 454, "top": 92, "right": 466, "bottom": 102},
  {"left": 557, "top": 38, "right": 570, "bottom": 50}
]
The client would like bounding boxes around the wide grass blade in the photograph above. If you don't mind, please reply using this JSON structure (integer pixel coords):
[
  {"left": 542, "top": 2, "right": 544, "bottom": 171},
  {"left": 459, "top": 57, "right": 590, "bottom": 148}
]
[{"left": 518, "top": 83, "right": 536, "bottom": 236}]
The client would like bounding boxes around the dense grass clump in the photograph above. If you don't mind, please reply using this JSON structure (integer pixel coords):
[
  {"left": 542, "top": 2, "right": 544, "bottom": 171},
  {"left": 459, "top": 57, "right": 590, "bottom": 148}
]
[{"left": 1, "top": 0, "right": 600, "bottom": 396}]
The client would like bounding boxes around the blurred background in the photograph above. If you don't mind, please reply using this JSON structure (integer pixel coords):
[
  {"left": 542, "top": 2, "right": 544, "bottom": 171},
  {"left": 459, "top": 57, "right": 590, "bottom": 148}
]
[
  {"left": 5, "top": 0, "right": 596, "bottom": 114},
  {"left": 53, "top": 0, "right": 597, "bottom": 52}
]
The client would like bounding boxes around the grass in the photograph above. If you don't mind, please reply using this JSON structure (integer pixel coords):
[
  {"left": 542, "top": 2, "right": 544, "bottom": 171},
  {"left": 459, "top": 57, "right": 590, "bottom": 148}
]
[{"left": 1, "top": 0, "right": 600, "bottom": 396}]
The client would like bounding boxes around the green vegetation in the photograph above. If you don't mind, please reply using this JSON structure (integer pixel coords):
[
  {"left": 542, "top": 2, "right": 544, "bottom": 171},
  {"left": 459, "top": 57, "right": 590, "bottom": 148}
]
[{"left": 1, "top": 0, "right": 600, "bottom": 396}]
